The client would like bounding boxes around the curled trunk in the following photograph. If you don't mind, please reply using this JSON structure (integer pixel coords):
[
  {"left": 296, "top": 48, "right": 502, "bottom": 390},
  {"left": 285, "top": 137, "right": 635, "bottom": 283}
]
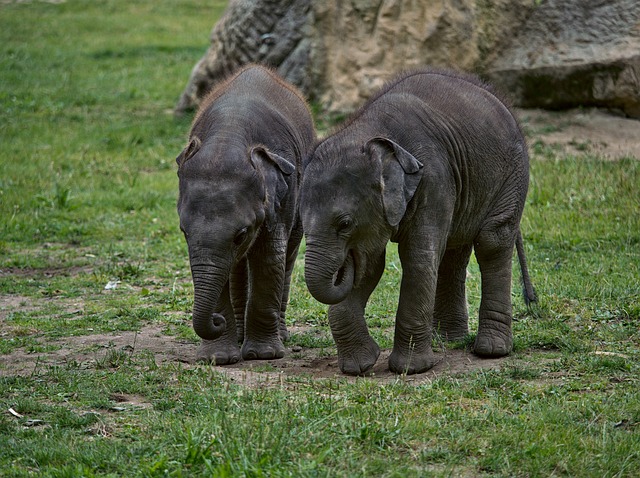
[
  {"left": 304, "top": 247, "right": 354, "bottom": 304},
  {"left": 190, "top": 263, "right": 229, "bottom": 340}
]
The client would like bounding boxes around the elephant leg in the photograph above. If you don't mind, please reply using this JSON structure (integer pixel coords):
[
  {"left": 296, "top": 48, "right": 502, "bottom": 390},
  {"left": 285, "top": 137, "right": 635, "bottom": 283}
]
[
  {"left": 278, "top": 222, "right": 303, "bottom": 342},
  {"left": 389, "top": 247, "right": 440, "bottom": 375},
  {"left": 230, "top": 258, "right": 248, "bottom": 343},
  {"left": 473, "top": 225, "right": 517, "bottom": 357},
  {"left": 433, "top": 244, "right": 472, "bottom": 341},
  {"left": 241, "top": 236, "right": 287, "bottom": 360},
  {"left": 329, "top": 250, "right": 384, "bottom": 375},
  {"left": 195, "top": 281, "right": 241, "bottom": 365}
]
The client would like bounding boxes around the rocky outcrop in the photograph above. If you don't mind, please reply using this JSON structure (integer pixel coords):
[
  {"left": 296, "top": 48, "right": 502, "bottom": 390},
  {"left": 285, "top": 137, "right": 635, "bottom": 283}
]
[
  {"left": 177, "top": 0, "right": 640, "bottom": 118},
  {"left": 176, "top": 0, "right": 537, "bottom": 114},
  {"left": 309, "top": 0, "right": 536, "bottom": 112},
  {"left": 486, "top": 0, "right": 640, "bottom": 118},
  {"left": 175, "top": 0, "right": 311, "bottom": 115}
]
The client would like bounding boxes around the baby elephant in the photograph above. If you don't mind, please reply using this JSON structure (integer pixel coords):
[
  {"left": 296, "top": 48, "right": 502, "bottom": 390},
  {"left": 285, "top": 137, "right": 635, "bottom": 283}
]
[
  {"left": 300, "top": 68, "right": 536, "bottom": 375},
  {"left": 176, "top": 65, "right": 315, "bottom": 364}
]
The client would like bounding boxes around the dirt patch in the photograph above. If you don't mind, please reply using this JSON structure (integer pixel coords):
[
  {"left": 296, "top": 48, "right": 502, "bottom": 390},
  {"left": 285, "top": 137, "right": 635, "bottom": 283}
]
[
  {"left": 0, "top": 325, "right": 189, "bottom": 376},
  {"left": 518, "top": 107, "right": 640, "bottom": 160},
  {"left": 0, "top": 296, "right": 35, "bottom": 320},
  {"left": 217, "top": 345, "right": 509, "bottom": 387},
  {"left": 1, "top": 323, "right": 514, "bottom": 385}
]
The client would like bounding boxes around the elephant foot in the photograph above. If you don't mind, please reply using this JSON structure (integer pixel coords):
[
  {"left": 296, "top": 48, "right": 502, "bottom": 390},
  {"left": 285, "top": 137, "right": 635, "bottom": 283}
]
[
  {"left": 242, "top": 337, "right": 285, "bottom": 361},
  {"left": 196, "top": 339, "right": 241, "bottom": 365},
  {"left": 389, "top": 345, "right": 437, "bottom": 375},
  {"left": 336, "top": 338, "right": 380, "bottom": 376},
  {"left": 279, "top": 318, "right": 290, "bottom": 342},
  {"left": 473, "top": 324, "right": 512, "bottom": 357}
]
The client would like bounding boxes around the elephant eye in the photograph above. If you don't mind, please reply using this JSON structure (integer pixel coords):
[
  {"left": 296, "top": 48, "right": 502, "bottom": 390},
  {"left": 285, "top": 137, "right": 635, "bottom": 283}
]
[
  {"left": 336, "top": 216, "right": 353, "bottom": 233},
  {"left": 233, "top": 227, "right": 248, "bottom": 246}
]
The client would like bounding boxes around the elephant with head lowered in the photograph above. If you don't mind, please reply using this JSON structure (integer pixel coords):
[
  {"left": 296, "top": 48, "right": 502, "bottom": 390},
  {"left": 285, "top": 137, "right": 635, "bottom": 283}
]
[
  {"left": 300, "top": 68, "right": 536, "bottom": 376},
  {"left": 176, "top": 65, "right": 315, "bottom": 364}
]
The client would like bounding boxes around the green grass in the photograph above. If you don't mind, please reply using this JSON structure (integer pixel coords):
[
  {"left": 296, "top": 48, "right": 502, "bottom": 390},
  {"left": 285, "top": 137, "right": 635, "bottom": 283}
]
[{"left": 1, "top": 1, "right": 639, "bottom": 476}]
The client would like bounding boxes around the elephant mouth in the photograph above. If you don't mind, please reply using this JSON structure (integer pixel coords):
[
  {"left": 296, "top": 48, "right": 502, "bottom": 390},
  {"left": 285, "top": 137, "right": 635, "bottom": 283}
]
[{"left": 333, "top": 250, "right": 355, "bottom": 288}]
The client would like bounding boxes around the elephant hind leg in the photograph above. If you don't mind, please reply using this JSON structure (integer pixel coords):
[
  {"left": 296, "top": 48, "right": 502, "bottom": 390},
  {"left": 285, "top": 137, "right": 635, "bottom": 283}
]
[
  {"left": 230, "top": 258, "right": 248, "bottom": 343},
  {"left": 473, "top": 222, "right": 517, "bottom": 357},
  {"left": 434, "top": 244, "right": 472, "bottom": 341},
  {"left": 278, "top": 221, "right": 304, "bottom": 343}
]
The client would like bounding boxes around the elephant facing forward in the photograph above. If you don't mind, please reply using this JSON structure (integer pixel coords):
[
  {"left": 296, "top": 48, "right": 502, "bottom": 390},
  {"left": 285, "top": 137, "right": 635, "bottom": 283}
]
[
  {"left": 176, "top": 65, "right": 315, "bottom": 364},
  {"left": 300, "top": 68, "right": 536, "bottom": 375}
]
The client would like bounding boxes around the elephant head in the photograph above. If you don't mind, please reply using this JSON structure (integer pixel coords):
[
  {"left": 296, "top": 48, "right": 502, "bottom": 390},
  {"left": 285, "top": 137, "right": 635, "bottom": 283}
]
[
  {"left": 300, "top": 137, "right": 423, "bottom": 304},
  {"left": 177, "top": 136, "right": 295, "bottom": 340}
]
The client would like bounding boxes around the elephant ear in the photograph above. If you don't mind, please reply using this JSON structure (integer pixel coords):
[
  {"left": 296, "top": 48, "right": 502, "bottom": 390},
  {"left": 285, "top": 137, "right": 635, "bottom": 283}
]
[
  {"left": 366, "top": 137, "right": 423, "bottom": 228},
  {"left": 176, "top": 136, "right": 202, "bottom": 168},
  {"left": 250, "top": 146, "right": 295, "bottom": 224}
]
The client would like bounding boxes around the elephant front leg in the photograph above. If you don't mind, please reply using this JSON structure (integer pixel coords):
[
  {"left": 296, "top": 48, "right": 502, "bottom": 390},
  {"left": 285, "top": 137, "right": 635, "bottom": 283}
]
[
  {"left": 241, "top": 238, "right": 287, "bottom": 361},
  {"left": 329, "top": 250, "right": 385, "bottom": 375},
  {"left": 433, "top": 245, "right": 472, "bottom": 341},
  {"left": 196, "top": 282, "right": 241, "bottom": 365},
  {"left": 473, "top": 231, "right": 516, "bottom": 357},
  {"left": 389, "top": 248, "right": 439, "bottom": 375}
]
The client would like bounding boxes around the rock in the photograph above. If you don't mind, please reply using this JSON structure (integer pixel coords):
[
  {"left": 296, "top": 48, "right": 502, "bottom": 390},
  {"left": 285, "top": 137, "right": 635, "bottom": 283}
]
[
  {"left": 309, "top": 0, "right": 535, "bottom": 112},
  {"left": 176, "top": 0, "right": 536, "bottom": 114},
  {"left": 176, "top": 0, "right": 640, "bottom": 118},
  {"left": 175, "top": 0, "right": 311, "bottom": 114},
  {"left": 486, "top": 0, "right": 640, "bottom": 118}
]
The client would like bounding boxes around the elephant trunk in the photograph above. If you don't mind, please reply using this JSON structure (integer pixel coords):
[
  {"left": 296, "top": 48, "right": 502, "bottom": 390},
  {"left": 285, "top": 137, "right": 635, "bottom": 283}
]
[
  {"left": 190, "top": 263, "right": 228, "bottom": 340},
  {"left": 304, "top": 246, "right": 354, "bottom": 305}
]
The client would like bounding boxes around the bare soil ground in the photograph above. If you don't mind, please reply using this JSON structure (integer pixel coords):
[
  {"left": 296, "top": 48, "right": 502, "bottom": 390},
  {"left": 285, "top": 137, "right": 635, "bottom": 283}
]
[
  {"left": 518, "top": 107, "right": 640, "bottom": 159},
  {"left": 0, "top": 320, "right": 512, "bottom": 386},
  {"left": 1, "top": 108, "right": 638, "bottom": 385}
]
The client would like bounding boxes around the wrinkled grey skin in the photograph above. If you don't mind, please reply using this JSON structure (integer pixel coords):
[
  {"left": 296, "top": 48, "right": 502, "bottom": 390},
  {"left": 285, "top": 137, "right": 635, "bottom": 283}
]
[
  {"left": 177, "top": 65, "right": 315, "bottom": 365},
  {"left": 300, "top": 68, "right": 535, "bottom": 375}
]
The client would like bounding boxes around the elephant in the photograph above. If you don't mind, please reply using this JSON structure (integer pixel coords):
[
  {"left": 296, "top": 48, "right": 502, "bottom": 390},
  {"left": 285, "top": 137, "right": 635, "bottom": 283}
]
[
  {"left": 176, "top": 65, "right": 315, "bottom": 365},
  {"left": 300, "top": 68, "right": 536, "bottom": 376}
]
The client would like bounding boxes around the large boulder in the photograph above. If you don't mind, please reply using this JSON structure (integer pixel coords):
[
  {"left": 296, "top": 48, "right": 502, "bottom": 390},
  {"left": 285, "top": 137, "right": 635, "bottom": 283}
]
[
  {"left": 486, "top": 0, "right": 640, "bottom": 118},
  {"left": 308, "top": 0, "right": 535, "bottom": 112},
  {"left": 176, "top": 0, "right": 640, "bottom": 118},
  {"left": 176, "top": 0, "right": 536, "bottom": 114}
]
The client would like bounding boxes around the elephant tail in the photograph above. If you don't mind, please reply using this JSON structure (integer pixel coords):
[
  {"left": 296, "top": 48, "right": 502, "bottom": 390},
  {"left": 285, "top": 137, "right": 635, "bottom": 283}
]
[{"left": 516, "top": 230, "right": 537, "bottom": 306}]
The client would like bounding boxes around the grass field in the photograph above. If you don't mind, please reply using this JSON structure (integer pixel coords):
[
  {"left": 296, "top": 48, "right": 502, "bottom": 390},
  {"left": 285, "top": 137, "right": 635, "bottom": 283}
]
[{"left": 1, "top": 1, "right": 639, "bottom": 476}]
